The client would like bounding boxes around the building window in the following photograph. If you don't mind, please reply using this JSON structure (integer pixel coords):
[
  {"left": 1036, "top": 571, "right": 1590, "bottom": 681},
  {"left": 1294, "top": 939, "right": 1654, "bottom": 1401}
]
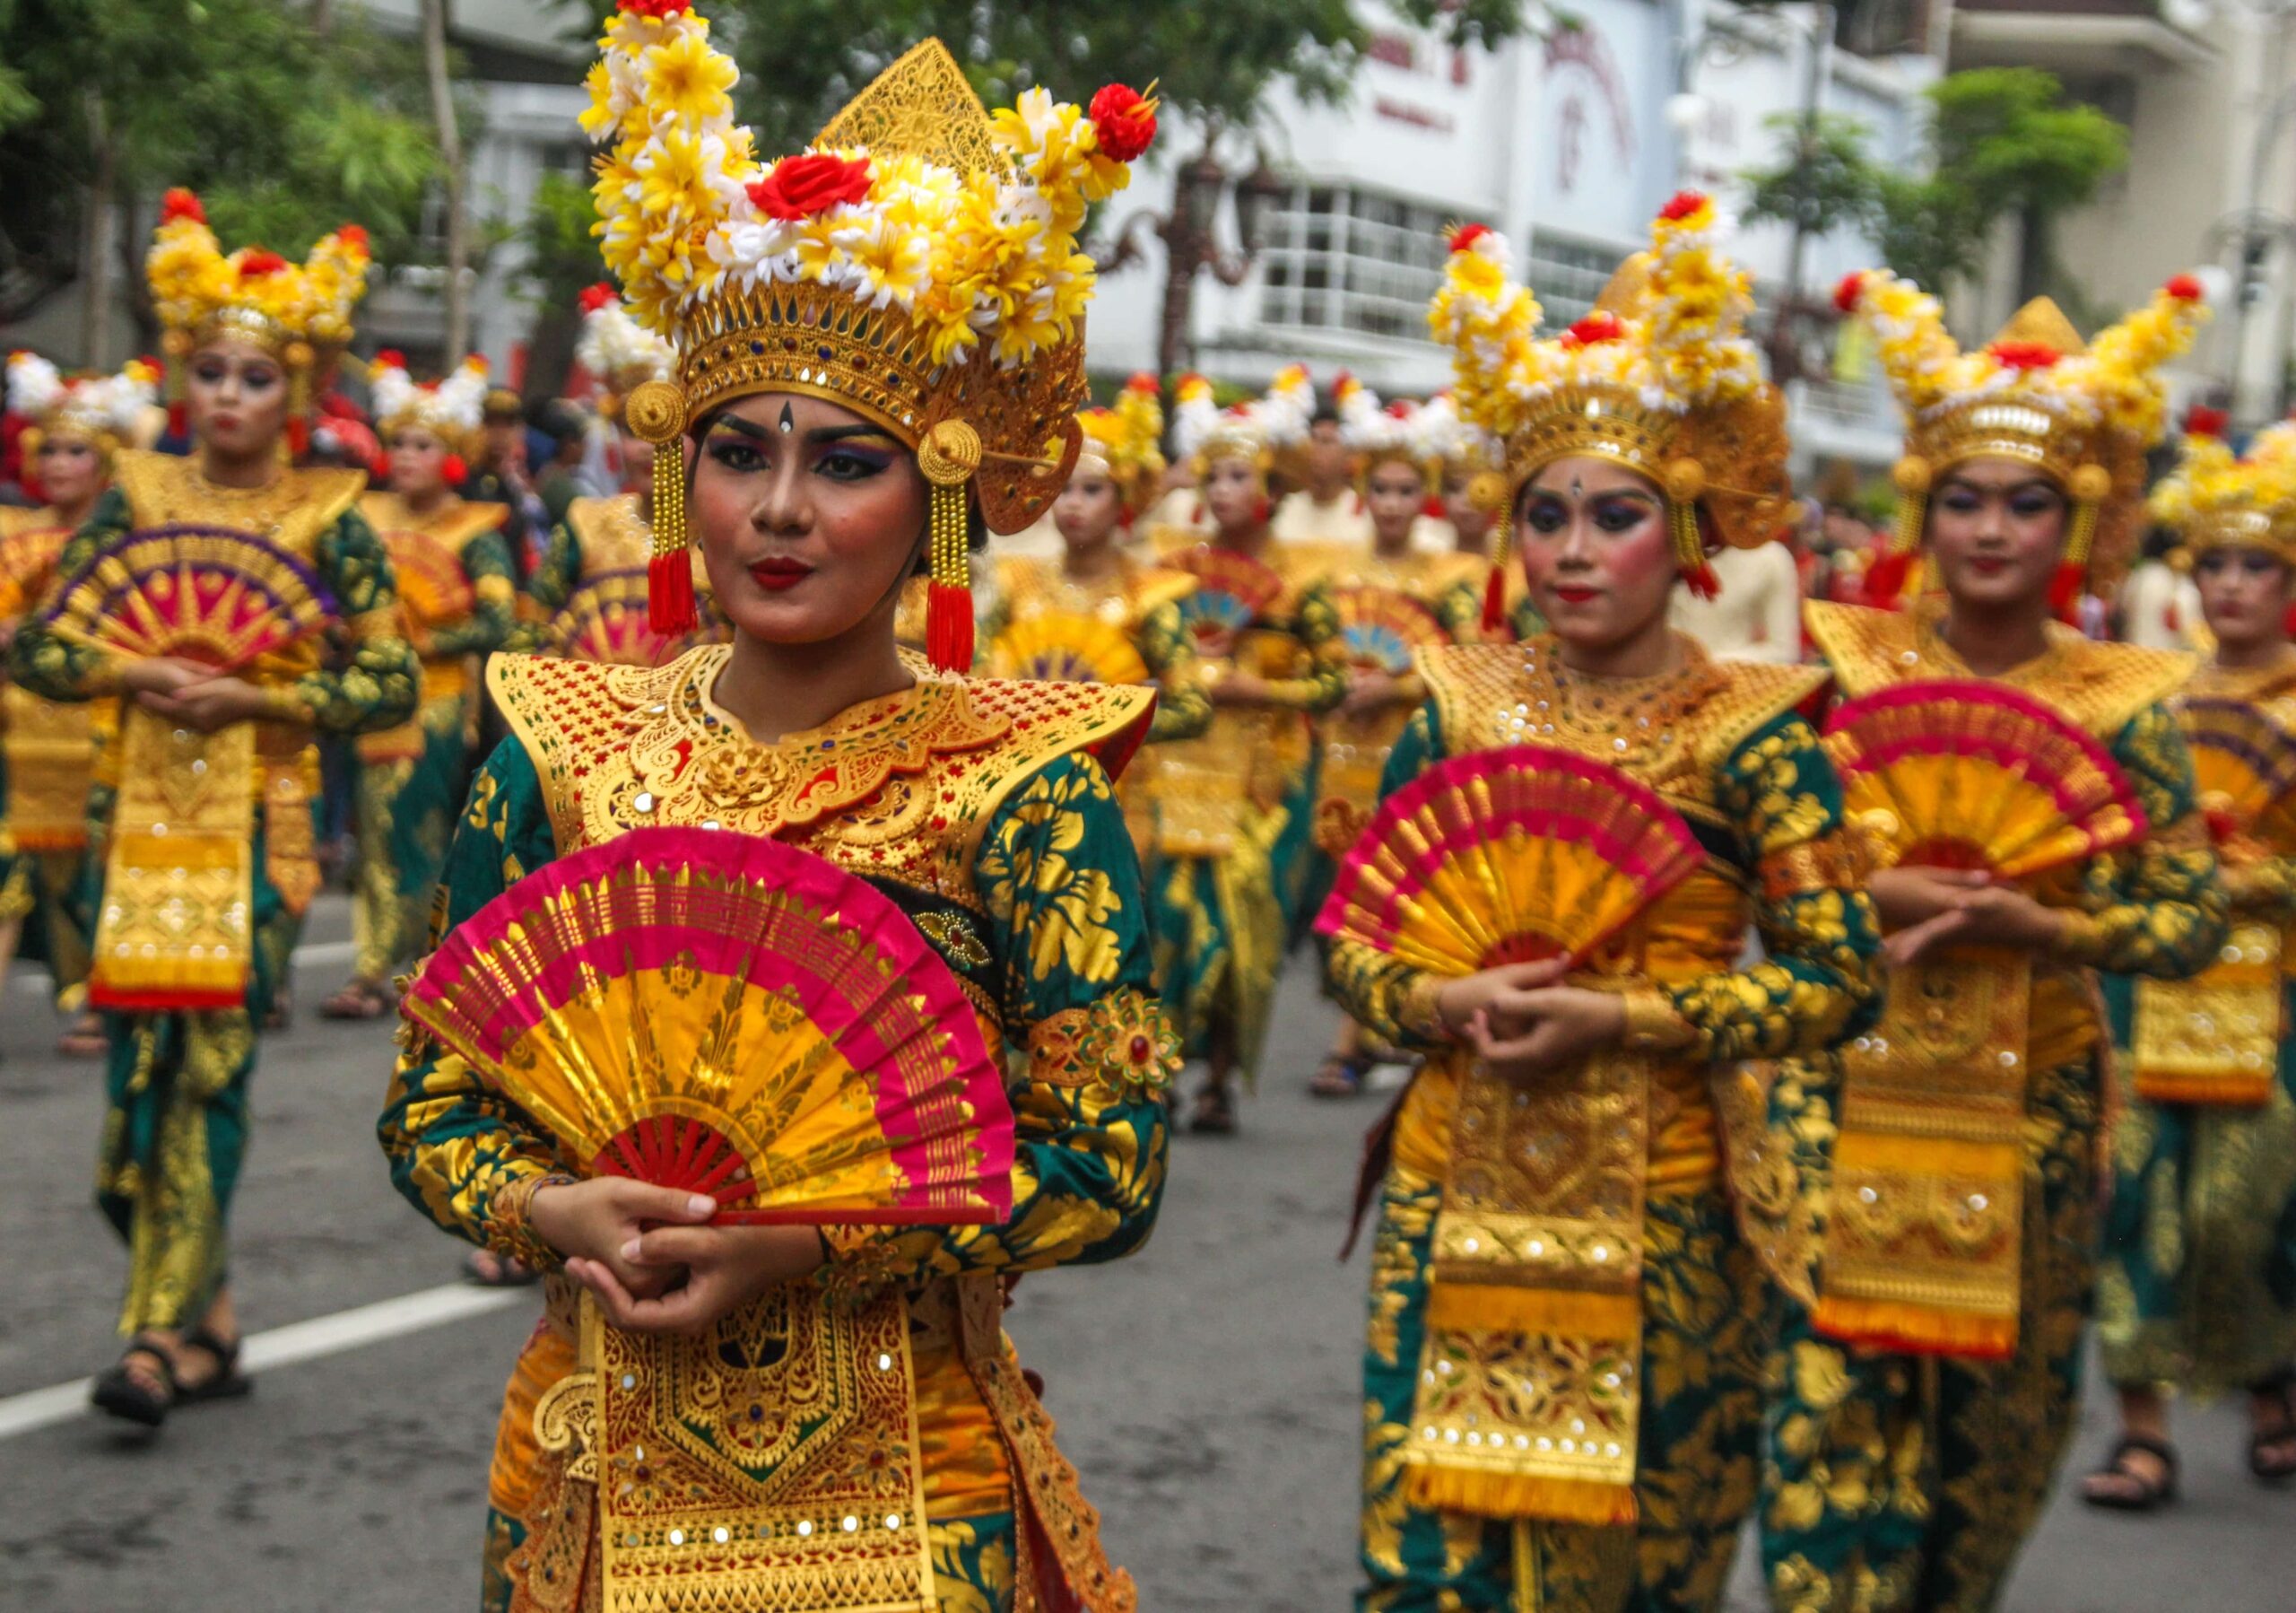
[
  {"left": 1258, "top": 185, "right": 1487, "bottom": 342},
  {"left": 1521, "top": 231, "right": 1625, "bottom": 329}
]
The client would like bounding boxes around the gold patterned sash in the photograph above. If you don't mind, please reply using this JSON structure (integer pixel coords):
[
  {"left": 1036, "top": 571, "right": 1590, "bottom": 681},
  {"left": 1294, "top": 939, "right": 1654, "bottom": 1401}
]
[
  {"left": 536, "top": 1286, "right": 935, "bottom": 1613},
  {"left": 2131, "top": 920, "right": 2283, "bottom": 1106},
  {"left": 90, "top": 708, "right": 257, "bottom": 1010},
  {"left": 1404, "top": 1040, "right": 1652, "bottom": 1526},
  {"left": 1, "top": 684, "right": 97, "bottom": 850},
  {"left": 1815, "top": 948, "right": 2029, "bottom": 1356}
]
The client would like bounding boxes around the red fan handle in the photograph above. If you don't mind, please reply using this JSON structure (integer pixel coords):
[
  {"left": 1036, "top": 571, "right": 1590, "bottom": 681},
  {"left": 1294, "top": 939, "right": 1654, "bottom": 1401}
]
[{"left": 591, "top": 1116, "right": 757, "bottom": 1214}]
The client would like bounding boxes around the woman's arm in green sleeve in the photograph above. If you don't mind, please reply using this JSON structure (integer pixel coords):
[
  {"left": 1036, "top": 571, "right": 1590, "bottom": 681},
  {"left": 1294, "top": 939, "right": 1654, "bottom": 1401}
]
[
  {"left": 1627, "top": 712, "right": 1885, "bottom": 1063},
  {"left": 1322, "top": 703, "right": 1449, "bottom": 1051},
  {"left": 278, "top": 508, "right": 418, "bottom": 734},
  {"left": 6, "top": 488, "right": 132, "bottom": 701},
  {"left": 1137, "top": 598, "right": 1211, "bottom": 743},
  {"left": 425, "top": 527, "right": 517, "bottom": 658},
  {"left": 822, "top": 754, "right": 1172, "bottom": 1293},
  {"left": 526, "top": 519, "right": 578, "bottom": 617},
  {"left": 376, "top": 738, "right": 570, "bottom": 1265},
  {"left": 1260, "top": 580, "right": 1348, "bottom": 713},
  {"left": 2222, "top": 850, "right": 2296, "bottom": 920},
  {"left": 2057, "top": 702, "right": 2228, "bottom": 979},
  {"left": 1433, "top": 577, "right": 1482, "bottom": 642}
]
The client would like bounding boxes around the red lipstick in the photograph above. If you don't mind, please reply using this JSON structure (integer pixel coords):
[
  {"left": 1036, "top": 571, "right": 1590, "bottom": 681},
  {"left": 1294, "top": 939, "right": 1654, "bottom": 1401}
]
[
  {"left": 749, "top": 558, "right": 811, "bottom": 592},
  {"left": 1552, "top": 585, "right": 1599, "bottom": 605}
]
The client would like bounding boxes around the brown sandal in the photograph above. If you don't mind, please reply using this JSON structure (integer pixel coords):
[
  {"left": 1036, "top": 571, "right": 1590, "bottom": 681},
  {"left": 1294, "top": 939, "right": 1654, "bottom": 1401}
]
[
  {"left": 2080, "top": 1434, "right": 2179, "bottom": 1511},
  {"left": 1188, "top": 1084, "right": 1238, "bottom": 1135},
  {"left": 2250, "top": 1369, "right": 2296, "bottom": 1483},
  {"left": 319, "top": 979, "right": 393, "bottom": 1021},
  {"left": 57, "top": 1016, "right": 107, "bottom": 1058}
]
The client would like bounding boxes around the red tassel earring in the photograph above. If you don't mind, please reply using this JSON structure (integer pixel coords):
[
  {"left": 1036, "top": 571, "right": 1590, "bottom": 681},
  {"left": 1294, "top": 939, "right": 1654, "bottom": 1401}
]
[
  {"left": 618, "top": 380, "right": 696, "bottom": 635},
  {"left": 919, "top": 420, "right": 982, "bottom": 674}
]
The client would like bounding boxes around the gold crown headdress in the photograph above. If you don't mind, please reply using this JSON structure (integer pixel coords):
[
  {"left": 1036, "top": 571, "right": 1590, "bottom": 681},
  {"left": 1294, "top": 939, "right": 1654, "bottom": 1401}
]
[
  {"left": 8, "top": 351, "right": 158, "bottom": 465},
  {"left": 1335, "top": 376, "right": 1444, "bottom": 481},
  {"left": 144, "top": 188, "right": 370, "bottom": 455},
  {"left": 582, "top": 0, "right": 1161, "bottom": 663},
  {"left": 575, "top": 283, "right": 677, "bottom": 420},
  {"left": 367, "top": 353, "right": 491, "bottom": 465},
  {"left": 1170, "top": 366, "right": 1312, "bottom": 476},
  {"left": 1836, "top": 266, "right": 2210, "bottom": 611},
  {"left": 2150, "top": 412, "right": 2296, "bottom": 569},
  {"left": 1431, "top": 191, "right": 1791, "bottom": 631},
  {"left": 1074, "top": 372, "right": 1167, "bottom": 518}
]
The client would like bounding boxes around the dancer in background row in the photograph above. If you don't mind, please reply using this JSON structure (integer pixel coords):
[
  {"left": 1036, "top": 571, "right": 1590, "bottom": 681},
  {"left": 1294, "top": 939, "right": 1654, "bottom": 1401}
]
[
  {"left": 378, "top": 23, "right": 1171, "bottom": 1609},
  {"left": 2083, "top": 418, "right": 2296, "bottom": 1510},
  {"left": 0, "top": 353, "right": 154, "bottom": 1056},
  {"left": 1147, "top": 377, "right": 1346, "bottom": 1134},
  {"left": 1300, "top": 382, "right": 1480, "bottom": 1098},
  {"left": 322, "top": 354, "right": 512, "bottom": 1021},
  {"left": 11, "top": 190, "right": 415, "bottom": 1431},
  {"left": 1419, "top": 389, "right": 1541, "bottom": 639},
  {"left": 1271, "top": 366, "right": 1371, "bottom": 546},
  {"left": 1771, "top": 268, "right": 2224, "bottom": 1613},
  {"left": 1329, "top": 196, "right": 1881, "bottom": 1612}
]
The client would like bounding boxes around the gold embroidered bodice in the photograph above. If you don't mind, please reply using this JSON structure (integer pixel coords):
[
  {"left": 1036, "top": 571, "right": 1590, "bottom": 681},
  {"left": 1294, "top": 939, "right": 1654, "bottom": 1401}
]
[
  {"left": 113, "top": 449, "right": 364, "bottom": 563},
  {"left": 993, "top": 554, "right": 1193, "bottom": 632},
  {"left": 566, "top": 493, "right": 653, "bottom": 578}
]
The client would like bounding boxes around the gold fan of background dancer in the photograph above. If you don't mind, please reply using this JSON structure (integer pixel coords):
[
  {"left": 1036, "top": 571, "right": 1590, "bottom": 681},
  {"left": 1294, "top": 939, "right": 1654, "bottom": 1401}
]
[
  {"left": 1145, "top": 372, "right": 1347, "bottom": 1134},
  {"left": 1296, "top": 379, "right": 1482, "bottom": 1098},
  {"left": 1763, "top": 266, "right": 2227, "bottom": 1613},
  {"left": 9, "top": 188, "right": 416, "bottom": 1431},
  {"left": 517, "top": 284, "right": 720, "bottom": 663},
  {"left": 321, "top": 353, "right": 513, "bottom": 1022},
  {"left": 377, "top": 14, "right": 1176, "bottom": 1609},
  {"left": 2081, "top": 416, "right": 2296, "bottom": 1509},
  {"left": 1326, "top": 194, "right": 1883, "bottom": 1612},
  {"left": 0, "top": 351, "right": 155, "bottom": 1056}
]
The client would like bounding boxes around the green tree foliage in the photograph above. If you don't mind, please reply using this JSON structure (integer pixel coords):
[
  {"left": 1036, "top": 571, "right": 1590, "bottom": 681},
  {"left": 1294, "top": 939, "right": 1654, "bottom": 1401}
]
[
  {"left": 1738, "top": 66, "right": 2127, "bottom": 303},
  {"left": 511, "top": 170, "right": 604, "bottom": 397},
  {"left": 0, "top": 0, "right": 441, "bottom": 335}
]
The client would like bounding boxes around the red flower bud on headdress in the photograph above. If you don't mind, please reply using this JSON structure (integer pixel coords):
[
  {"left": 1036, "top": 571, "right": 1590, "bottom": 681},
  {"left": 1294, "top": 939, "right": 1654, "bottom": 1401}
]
[
  {"left": 336, "top": 224, "right": 370, "bottom": 253},
  {"left": 1448, "top": 222, "right": 1493, "bottom": 255},
  {"left": 578, "top": 283, "right": 620, "bottom": 315},
  {"left": 1124, "top": 371, "right": 1159, "bottom": 395},
  {"left": 2165, "top": 272, "right": 2205, "bottom": 302},
  {"left": 373, "top": 349, "right": 408, "bottom": 371},
  {"left": 1987, "top": 341, "right": 2061, "bottom": 371},
  {"left": 2187, "top": 405, "right": 2231, "bottom": 440},
  {"left": 1562, "top": 310, "right": 1625, "bottom": 348},
  {"left": 747, "top": 153, "right": 874, "bottom": 222},
  {"left": 161, "top": 188, "right": 206, "bottom": 225},
  {"left": 1658, "top": 190, "right": 1707, "bottom": 222},
  {"left": 617, "top": 0, "right": 690, "bottom": 15},
  {"left": 1090, "top": 83, "right": 1160, "bottom": 163},
  {"left": 237, "top": 249, "right": 288, "bottom": 279},
  {"left": 1385, "top": 400, "right": 1411, "bottom": 418},
  {"left": 1832, "top": 271, "right": 1866, "bottom": 314}
]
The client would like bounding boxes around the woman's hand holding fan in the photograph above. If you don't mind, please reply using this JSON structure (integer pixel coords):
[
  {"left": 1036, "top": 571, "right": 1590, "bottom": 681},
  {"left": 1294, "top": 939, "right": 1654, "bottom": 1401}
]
[
  {"left": 529, "top": 1178, "right": 827, "bottom": 1336},
  {"left": 1434, "top": 956, "right": 1631, "bottom": 1082}
]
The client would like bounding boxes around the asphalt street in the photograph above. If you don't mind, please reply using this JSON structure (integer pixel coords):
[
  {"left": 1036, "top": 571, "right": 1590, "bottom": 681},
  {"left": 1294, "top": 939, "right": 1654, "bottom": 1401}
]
[{"left": 1, "top": 894, "right": 2288, "bottom": 1609}]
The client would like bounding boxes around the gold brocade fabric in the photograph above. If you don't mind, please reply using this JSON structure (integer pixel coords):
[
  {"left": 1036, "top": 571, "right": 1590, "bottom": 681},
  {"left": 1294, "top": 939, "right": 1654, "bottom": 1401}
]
[
  {"left": 2, "top": 684, "right": 97, "bottom": 850},
  {"left": 569, "top": 494, "right": 655, "bottom": 573},
  {"left": 1396, "top": 639, "right": 1826, "bottom": 1524},
  {"left": 1804, "top": 599, "right": 2194, "bottom": 1355},
  {"left": 357, "top": 493, "right": 503, "bottom": 762},
  {"left": 487, "top": 650, "right": 1157, "bottom": 1613}
]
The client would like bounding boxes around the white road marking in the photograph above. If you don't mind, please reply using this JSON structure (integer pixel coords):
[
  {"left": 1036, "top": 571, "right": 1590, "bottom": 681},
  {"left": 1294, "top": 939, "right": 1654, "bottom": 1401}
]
[
  {"left": 12, "top": 937, "right": 357, "bottom": 993},
  {"left": 0, "top": 1282, "right": 527, "bottom": 1441}
]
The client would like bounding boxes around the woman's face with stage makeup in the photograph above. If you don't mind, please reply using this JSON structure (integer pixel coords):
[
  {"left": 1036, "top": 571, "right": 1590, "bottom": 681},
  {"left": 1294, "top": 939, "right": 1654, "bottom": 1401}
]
[
  {"left": 1926, "top": 457, "right": 2068, "bottom": 611},
  {"left": 687, "top": 392, "right": 932, "bottom": 648},
  {"left": 187, "top": 333, "right": 289, "bottom": 460},
  {"left": 1515, "top": 455, "right": 1675, "bottom": 650},
  {"left": 2195, "top": 545, "right": 2293, "bottom": 650}
]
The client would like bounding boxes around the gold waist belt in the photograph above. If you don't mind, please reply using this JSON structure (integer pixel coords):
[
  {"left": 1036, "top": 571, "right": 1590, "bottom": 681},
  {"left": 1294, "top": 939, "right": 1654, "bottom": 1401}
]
[
  {"left": 1, "top": 684, "right": 96, "bottom": 850},
  {"left": 1148, "top": 705, "right": 1309, "bottom": 858},
  {"left": 2131, "top": 920, "right": 2283, "bottom": 1107},
  {"left": 1815, "top": 948, "right": 2029, "bottom": 1359}
]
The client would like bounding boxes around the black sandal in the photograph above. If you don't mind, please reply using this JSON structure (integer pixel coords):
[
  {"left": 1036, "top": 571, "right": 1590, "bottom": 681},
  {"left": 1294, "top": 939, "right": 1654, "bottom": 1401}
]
[
  {"left": 1188, "top": 1085, "right": 1238, "bottom": 1136},
  {"left": 170, "top": 1325, "right": 253, "bottom": 1407},
  {"left": 91, "top": 1340, "right": 180, "bottom": 1428},
  {"left": 2249, "top": 1369, "right": 2296, "bottom": 1483},
  {"left": 2080, "top": 1434, "right": 2179, "bottom": 1511},
  {"left": 1309, "top": 1054, "right": 1371, "bottom": 1099}
]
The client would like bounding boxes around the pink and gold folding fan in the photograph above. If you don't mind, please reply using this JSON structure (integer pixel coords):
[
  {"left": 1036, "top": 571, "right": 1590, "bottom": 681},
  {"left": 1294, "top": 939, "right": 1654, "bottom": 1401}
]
[
  {"left": 382, "top": 530, "right": 476, "bottom": 630},
  {"left": 1824, "top": 680, "right": 2145, "bottom": 878},
  {"left": 42, "top": 525, "right": 335, "bottom": 670},
  {"left": 401, "top": 826, "right": 1015, "bottom": 1225},
  {"left": 1314, "top": 745, "right": 1703, "bottom": 972},
  {"left": 1332, "top": 586, "right": 1447, "bottom": 676}
]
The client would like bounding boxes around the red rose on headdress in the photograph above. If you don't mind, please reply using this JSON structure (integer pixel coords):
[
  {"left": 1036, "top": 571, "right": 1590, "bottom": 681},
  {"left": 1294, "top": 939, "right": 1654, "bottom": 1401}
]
[
  {"left": 1448, "top": 222, "right": 1493, "bottom": 255},
  {"left": 2187, "top": 405, "right": 2231, "bottom": 439},
  {"left": 336, "top": 224, "right": 370, "bottom": 254},
  {"left": 747, "top": 154, "right": 874, "bottom": 222},
  {"left": 578, "top": 283, "right": 620, "bottom": 315},
  {"left": 373, "top": 349, "right": 408, "bottom": 371},
  {"left": 1563, "top": 310, "right": 1625, "bottom": 348},
  {"left": 237, "top": 249, "right": 288, "bottom": 279},
  {"left": 1090, "top": 83, "right": 1159, "bottom": 163},
  {"left": 1988, "top": 341, "right": 2061, "bottom": 371},
  {"left": 161, "top": 188, "right": 206, "bottom": 225},
  {"left": 617, "top": 0, "right": 690, "bottom": 16},
  {"left": 2165, "top": 272, "right": 2205, "bottom": 302},
  {"left": 1659, "top": 190, "right": 1707, "bottom": 222},
  {"left": 1125, "top": 371, "right": 1159, "bottom": 395},
  {"left": 1832, "top": 272, "right": 1866, "bottom": 314}
]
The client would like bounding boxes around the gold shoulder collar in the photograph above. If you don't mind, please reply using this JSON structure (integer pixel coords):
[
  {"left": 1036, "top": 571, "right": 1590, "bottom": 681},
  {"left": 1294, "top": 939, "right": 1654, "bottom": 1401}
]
[
  {"left": 0, "top": 505, "right": 72, "bottom": 542},
  {"left": 1128, "top": 564, "right": 1196, "bottom": 615},
  {"left": 566, "top": 495, "right": 652, "bottom": 572},
  {"left": 359, "top": 492, "right": 509, "bottom": 552},
  {"left": 1696, "top": 658, "right": 1831, "bottom": 767},
  {"left": 489, "top": 647, "right": 1154, "bottom": 860},
  {"left": 2183, "top": 653, "right": 2296, "bottom": 706},
  {"left": 1802, "top": 602, "right": 1911, "bottom": 697},
  {"left": 1417, "top": 641, "right": 1521, "bottom": 743},
  {"left": 113, "top": 449, "right": 364, "bottom": 549}
]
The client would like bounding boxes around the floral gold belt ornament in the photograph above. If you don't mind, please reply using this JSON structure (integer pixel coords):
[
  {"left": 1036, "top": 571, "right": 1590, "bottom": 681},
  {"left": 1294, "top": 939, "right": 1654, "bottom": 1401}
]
[
  {"left": 42, "top": 525, "right": 335, "bottom": 1011},
  {"left": 1315, "top": 587, "right": 1448, "bottom": 856},
  {"left": 2130, "top": 696, "right": 2296, "bottom": 1106},
  {"left": 401, "top": 827, "right": 1018, "bottom": 1612},
  {"left": 1316, "top": 745, "right": 1702, "bottom": 1525},
  {"left": 1818, "top": 680, "right": 2146, "bottom": 1356}
]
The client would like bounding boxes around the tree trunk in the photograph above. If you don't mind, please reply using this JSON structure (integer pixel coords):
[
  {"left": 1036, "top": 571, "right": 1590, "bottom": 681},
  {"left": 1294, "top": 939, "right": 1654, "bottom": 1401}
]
[
  {"left": 1156, "top": 158, "right": 1206, "bottom": 379},
  {"left": 422, "top": 0, "right": 470, "bottom": 362},
  {"left": 79, "top": 91, "right": 115, "bottom": 366},
  {"left": 2015, "top": 205, "right": 2051, "bottom": 306}
]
